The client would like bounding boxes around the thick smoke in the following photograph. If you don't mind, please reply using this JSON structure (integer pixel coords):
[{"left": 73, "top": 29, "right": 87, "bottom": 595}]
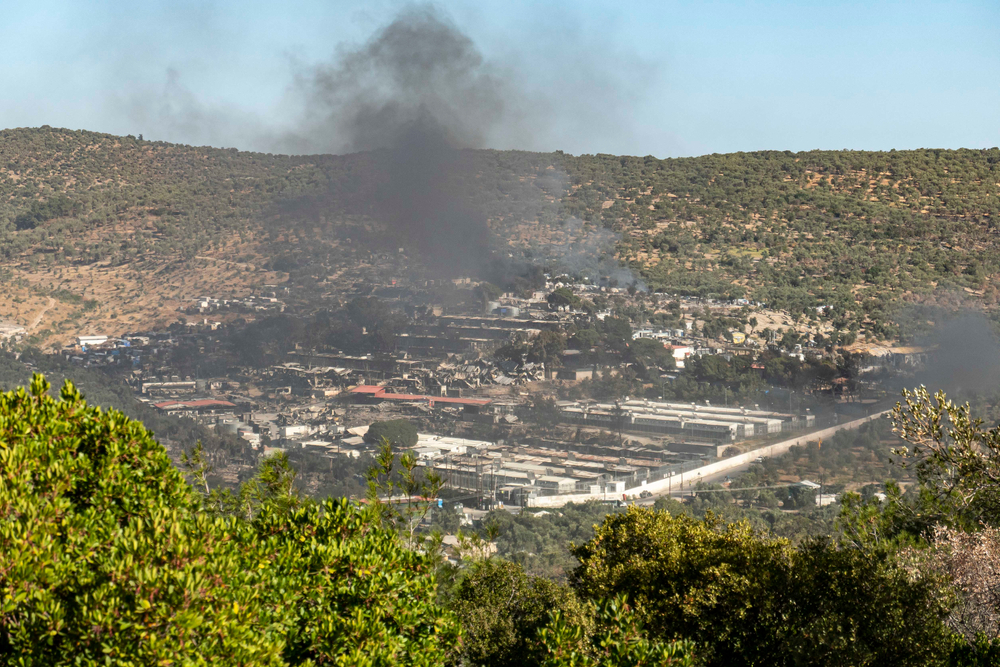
[
  {"left": 281, "top": 6, "right": 647, "bottom": 284},
  {"left": 284, "top": 6, "right": 505, "bottom": 276},
  {"left": 125, "top": 5, "right": 650, "bottom": 284},
  {"left": 909, "top": 312, "right": 1000, "bottom": 396},
  {"left": 288, "top": 6, "right": 506, "bottom": 155}
]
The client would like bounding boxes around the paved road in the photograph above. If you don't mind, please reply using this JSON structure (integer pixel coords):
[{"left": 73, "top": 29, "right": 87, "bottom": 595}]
[{"left": 530, "top": 409, "right": 892, "bottom": 508}]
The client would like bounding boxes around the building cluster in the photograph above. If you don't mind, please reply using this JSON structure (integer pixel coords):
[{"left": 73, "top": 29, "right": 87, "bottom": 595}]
[
  {"left": 0, "top": 320, "right": 26, "bottom": 347},
  {"left": 408, "top": 433, "right": 707, "bottom": 504},
  {"left": 184, "top": 293, "right": 286, "bottom": 315},
  {"left": 557, "top": 399, "right": 814, "bottom": 445},
  {"left": 285, "top": 350, "right": 544, "bottom": 394},
  {"left": 40, "top": 263, "right": 918, "bottom": 508},
  {"left": 396, "top": 313, "right": 566, "bottom": 356}
]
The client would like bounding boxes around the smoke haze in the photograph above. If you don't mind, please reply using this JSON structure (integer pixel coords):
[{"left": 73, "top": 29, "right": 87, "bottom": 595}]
[
  {"left": 286, "top": 6, "right": 507, "bottom": 155},
  {"left": 283, "top": 6, "right": 504, "bottom": 275},
  {"left": 909, "top": 312, "right": 1000, "bottom": 396},
  {"left": 269, "top": 5, "right": 645, "bottom": 283},
  {"left": 110, "top": 4, "right": 652, "bottom": 282},
  {"left": 112, "top": 3, "right": 657, "bottom": 158},
  {"left": 541, "top": 217, "right": 647, "bottom": 289}
]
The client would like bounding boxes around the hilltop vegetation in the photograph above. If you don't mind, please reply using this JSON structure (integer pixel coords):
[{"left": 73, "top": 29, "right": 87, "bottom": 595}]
[{"left": 1, "top": 126, "right": 999, "bottom": 344}]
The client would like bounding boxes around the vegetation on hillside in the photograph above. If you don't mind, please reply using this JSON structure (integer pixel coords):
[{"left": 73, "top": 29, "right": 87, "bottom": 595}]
[
  {"left": 365, "top": 419, "right": 420, "bottom": 448},
  {"left": 2, "top": 127, "right": 999, "bottom": 341},
  {"left": 563, "top": 150, "right": 1000, "bottom": 313}
]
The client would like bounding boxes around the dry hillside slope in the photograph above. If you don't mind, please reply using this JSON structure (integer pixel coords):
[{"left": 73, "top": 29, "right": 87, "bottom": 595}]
[{"left": 2, "top": 126, "right": 999, "bottom": 346}]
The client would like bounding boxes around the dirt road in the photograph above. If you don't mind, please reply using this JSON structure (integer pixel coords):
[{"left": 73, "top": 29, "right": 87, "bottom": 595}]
[{"left": 28, "top": 297, "right": 56, "bottom": 332}]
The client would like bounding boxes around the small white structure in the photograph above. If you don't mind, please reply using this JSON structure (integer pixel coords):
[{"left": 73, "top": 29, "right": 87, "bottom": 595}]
[
  {"left": 77, "top": 335, "right": 109, "bottom": 347},
  {"left": 535, "top": 476, "right": 577, "bottom": 493},
  {"left": 605, "top": 480, "right": 626, "bottom": 494},
  {"left": 0, "top": 321, "right": 26, "bottom": 339},
  {"left": 280, "top": 424, "right": 312, "bottom": 439},
  {"left": 240, "top": 431, "right": 261, "bottom": 446},
  {"left": 412, "top": 434, "right": 492, "bottom": 457}
]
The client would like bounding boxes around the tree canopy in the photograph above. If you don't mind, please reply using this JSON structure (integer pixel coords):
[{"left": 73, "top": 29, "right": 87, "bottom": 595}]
[
  {"left": 0, "top": 375, "right": 457, "bottom": 665},
  {"left": 365, "top": 419, "right": 419, "bottom": 448},
  {"left": 571, "top": 507, "right": 953, "bottom": 666}
]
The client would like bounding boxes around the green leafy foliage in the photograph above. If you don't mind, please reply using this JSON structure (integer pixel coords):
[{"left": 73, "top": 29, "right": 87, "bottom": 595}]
[
  {"left": 946, "top": 633, "right": 1000, "bottom": 666},
  {"left": 892, "top": 385, "right": 1000, "bottom": 529},
  {"left": 570, "top": 506, "right": 953, "bottom": 666},
  {"left": 539, "top": 596, "right": 696, "bottom": 667},
  {"left": 447, "top": 558, "right": 590, "bottom": 667},
  {"left": 548, "top": 287, "right": 581, "bottom": 309},
  {"left": 0, "top": 374, "right": 459, "bottom": 665},
  {"left": 485, "top": 503, "right": 621, "bottom": 580},
  {"left": 365, "top": 419, "right": 419, "bottom": 448}
]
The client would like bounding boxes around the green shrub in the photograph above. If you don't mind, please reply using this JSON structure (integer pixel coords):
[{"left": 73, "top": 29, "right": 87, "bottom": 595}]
[
  {"left": 365, "top": 419, "right": 419, "bottom": 448},
  {"left": 0, "top": 374, "right": 458, "bottom": 665},
  {"left": 448, "top": 559, "right": 589, "bottom": 667},
  {"left": 571, "top": 506, "right": 953, "bottom": 667}
]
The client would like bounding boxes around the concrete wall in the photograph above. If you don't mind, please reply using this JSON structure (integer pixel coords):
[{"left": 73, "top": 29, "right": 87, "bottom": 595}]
[{"left": 528, "top": 410, "right": 890, "bottom": 508}]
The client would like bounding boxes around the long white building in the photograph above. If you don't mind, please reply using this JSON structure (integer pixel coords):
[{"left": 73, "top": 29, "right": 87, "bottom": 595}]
[{"left": 558, "top": 399, "right": 812, "bottom": 444}]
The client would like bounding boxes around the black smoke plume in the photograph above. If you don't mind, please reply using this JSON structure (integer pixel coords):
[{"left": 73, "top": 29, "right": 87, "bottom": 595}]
[
  {"left": 911, "top": 312, "right": 1000, "bottom": 397},
  {"left": 288, "top": 6, "right": 507, "bottom": 276}
]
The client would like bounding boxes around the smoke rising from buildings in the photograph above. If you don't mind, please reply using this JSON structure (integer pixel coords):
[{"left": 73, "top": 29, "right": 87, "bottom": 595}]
[
  {"left": 281, "top": 6, "right": 503, "bottom": 275},
  {"left": 273, "top": 5, "right": 645, "bottom": 284},
  {"left": 509, "top": 166, "right": 645, "bottom": 288},
  {"left": 117, "top": 4, "right": 651, "bottom": 282},
  {"left": 545, "top": 217, "right": 646, "bottom": 289},
  {"left": 286, "top": 6, "right": 506, "bottom": 155}
]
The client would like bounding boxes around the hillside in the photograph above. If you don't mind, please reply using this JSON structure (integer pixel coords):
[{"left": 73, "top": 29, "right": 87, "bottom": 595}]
[{"left": 1, "top": 126, "right": 998, "bottom": 346}]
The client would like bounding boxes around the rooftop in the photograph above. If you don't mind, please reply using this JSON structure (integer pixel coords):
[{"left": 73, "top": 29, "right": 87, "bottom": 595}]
[
  {"left": 153, "top": 399, "right": 237, "bottom": 410},
  {"left": 348, "top": 385, "right": 491, "bottom": 407}
]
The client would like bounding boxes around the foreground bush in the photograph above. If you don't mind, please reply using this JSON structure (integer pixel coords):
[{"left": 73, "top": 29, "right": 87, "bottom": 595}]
[
  {"left": 0, "top": 375, "right": 458, "bottom": 665},
  {"left": 571, "top": 507, "right": 954, "bottom": 667},
  {"left": 540, "top": 596, "right": 696, "bottom": 667},
  {"left": 447, "top": 558, "right": 591, "bottom": 667}
]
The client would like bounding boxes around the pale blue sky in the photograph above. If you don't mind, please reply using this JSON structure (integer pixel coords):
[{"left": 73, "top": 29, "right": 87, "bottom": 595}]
[{"left": 1, "top": 0, "right": 996, "bottom": 157}]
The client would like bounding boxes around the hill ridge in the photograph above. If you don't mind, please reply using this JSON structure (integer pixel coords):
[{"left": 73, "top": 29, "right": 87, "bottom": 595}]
[{"left": 1, "top": 126, "right": 998, "bottom": 346}]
